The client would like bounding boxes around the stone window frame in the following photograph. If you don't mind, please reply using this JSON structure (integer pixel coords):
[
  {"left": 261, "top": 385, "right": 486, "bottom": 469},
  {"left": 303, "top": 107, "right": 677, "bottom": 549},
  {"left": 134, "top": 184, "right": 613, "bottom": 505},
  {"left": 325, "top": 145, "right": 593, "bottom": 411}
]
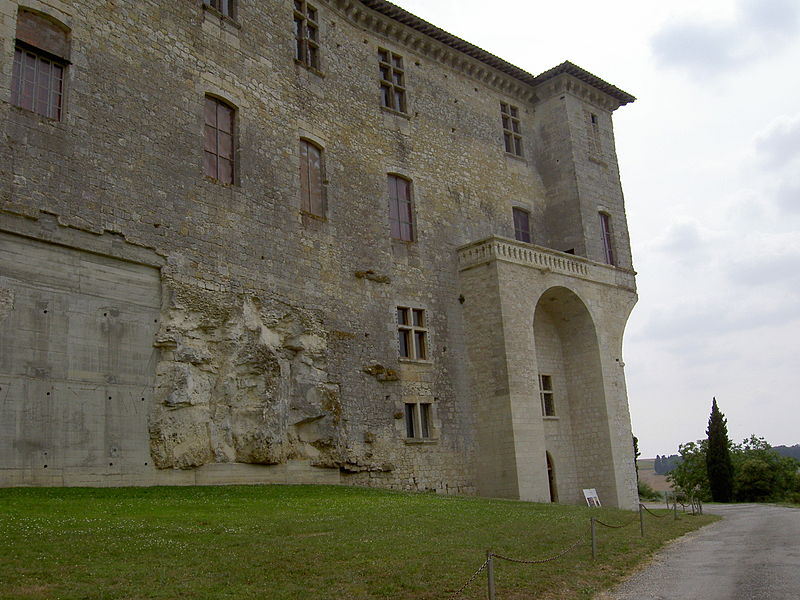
[
  {"left": 501, "top": 102, "right": 523, "bottom": 157},
  {"left": 512, "top": 206, "right": 532, "bottom": 243},
  {"left": 539, "top": 374, "right": 556, "bottom": 417},
  {"left": 11, "top": 9, "right": 71, "bottom": 122},
  {"left": 294, "top": 0, "right": 320, "bottom": 71},
  {"left": 378, "top": 48, "right": 407, "bottom": 114},
  {"left": 404, "top": 401, "right": 433, "bottom": 440},
  {"left": 203, "top": 95, "right": 237, "bottom": 185},
  {"left": 299, "top": 138, "right": 327, "bottom": 219},
  {"left": 204, "top": 0, "right": 235, "bottom": 19},
  {"left": 599, "top": 211, "right": 615, "bottom": 266},
  {"left": 396, "top": 306, "right": 428, "bottom": 361},
  {"left": 388, "top": 174, "right": 415, "bottom": 242}
]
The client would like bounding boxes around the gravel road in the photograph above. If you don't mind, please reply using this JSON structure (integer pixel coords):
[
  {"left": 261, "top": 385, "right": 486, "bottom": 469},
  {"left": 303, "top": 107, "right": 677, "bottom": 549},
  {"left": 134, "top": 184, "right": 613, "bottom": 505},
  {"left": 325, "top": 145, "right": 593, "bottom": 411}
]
[{"left": 596, "top": 503, "right": 800, "bottom": 600}]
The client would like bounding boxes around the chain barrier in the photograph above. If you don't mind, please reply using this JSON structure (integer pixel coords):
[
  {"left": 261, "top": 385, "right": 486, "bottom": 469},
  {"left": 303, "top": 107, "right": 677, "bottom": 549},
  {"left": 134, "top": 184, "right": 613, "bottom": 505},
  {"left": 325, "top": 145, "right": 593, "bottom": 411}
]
[
  {"left": 448, "top": 501, "right": 688, "bottom": 598},
  {"left": 594, "top": 514, "right": 638, "bottom": 529},
  {"left": 491, "top": 537, "right": 586, "bottom": 565},
  {"left": 640, "top": 503, "right": 668, "bottom": 518},
  {"left": 447, "top": 556, "right": 490, "bottom": 600}
]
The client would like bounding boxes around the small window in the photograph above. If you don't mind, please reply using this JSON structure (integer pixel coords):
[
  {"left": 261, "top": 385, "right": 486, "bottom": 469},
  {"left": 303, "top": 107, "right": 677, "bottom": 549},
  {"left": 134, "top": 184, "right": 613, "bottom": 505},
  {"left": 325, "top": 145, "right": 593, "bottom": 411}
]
[
  {"left": 600, "top": 212, "right": 615, "bottom": 265},
  {"left": 11, "top": 10, "right": 70, "bottom": 121},
  {"left": 388, "top": 175, "right": 414, "bottom": 242},
  {"left": 404, "top": 402, "right": 432, "bottom": 439},
  {"left": 379, "top": 48, "right": 406, "bottom": 113},
  {"left": 397, "top": 307, "right": 427, "bottom": 360},
  {"left": 204, "top": 0, "right": 234, "bottom": 18},
  {"left": 299, "top": 139, "right": 326, "bottom": 217},
  {"left": 204, "top": 96, "right": 236, "bottom": 184},
  {"left": 294, "top": 1, "right": 319, "bottom": 69},
  {"left": 539, "top": 374, "right": 555, "bottom": 417},
  {"left": 512, "top": 207, "right": 531, "bottom": 243},
  {"left": 501, "top": 103, "right": 523, "bottom": 157}
]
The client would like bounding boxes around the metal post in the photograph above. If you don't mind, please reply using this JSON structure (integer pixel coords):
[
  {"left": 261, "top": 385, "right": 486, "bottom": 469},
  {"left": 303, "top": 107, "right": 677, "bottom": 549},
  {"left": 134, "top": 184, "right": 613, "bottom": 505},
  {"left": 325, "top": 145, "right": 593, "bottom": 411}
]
[
  {"left": 486, "top": 551, "right": 496, "bottom": 600},
  {"left": 639, "top": 504, "right": 645, "bottom": 537},
  {"left": 591, "top": 517, "right": 597, "bottom": 559}
]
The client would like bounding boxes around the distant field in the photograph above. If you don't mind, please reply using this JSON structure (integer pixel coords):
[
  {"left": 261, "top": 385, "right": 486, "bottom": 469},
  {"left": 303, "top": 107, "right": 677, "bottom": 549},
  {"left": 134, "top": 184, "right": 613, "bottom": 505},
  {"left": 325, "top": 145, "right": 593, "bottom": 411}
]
[
  {"left": 0, "top": 485, "right": 715, "bottom": 600},
  {"left": 638, "top": 459, "right": 672, "bottom": 493}
]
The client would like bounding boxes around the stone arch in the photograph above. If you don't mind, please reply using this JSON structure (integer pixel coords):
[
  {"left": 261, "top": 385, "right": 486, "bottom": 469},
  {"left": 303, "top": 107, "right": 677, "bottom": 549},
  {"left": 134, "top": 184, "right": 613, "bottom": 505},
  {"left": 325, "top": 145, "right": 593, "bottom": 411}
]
[{"left": 533, "top": 286, "right": 615, "bottom": 505}]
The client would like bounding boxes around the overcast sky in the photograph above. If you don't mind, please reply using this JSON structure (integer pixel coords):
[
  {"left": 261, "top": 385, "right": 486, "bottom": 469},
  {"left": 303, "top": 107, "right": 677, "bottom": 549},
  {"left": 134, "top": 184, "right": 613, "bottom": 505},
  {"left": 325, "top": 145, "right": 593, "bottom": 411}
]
[{"left": 390, "top": 0, "right": 800, "bottom": 457}]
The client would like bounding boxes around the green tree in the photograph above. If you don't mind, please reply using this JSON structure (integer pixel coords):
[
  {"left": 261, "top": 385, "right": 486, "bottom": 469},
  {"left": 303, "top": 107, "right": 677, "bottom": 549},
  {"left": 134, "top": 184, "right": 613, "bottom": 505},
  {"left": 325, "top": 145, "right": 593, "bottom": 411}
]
[
  {"left": 706, "top": 398, "right": 734, "bottom": 502},
  {"left": 731, "top": 436, "right": 800, "bottom": 502},
  {"left": 667, "top": 440, "right": 710, "bottom": 500}
]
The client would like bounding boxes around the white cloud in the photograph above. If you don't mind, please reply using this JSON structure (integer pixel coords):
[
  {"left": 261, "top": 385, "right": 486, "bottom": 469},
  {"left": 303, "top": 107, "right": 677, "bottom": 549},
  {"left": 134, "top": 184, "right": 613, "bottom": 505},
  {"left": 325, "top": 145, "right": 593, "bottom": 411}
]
[{"left": 651, "top": 0, "right": 800, "bottom": 77}]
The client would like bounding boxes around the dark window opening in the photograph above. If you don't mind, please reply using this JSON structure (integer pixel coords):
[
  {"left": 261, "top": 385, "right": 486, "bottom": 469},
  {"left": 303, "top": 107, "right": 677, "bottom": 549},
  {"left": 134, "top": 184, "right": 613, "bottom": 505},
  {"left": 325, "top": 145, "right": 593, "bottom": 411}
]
[
  {"left": 205, "top": 0, "right": 233, "bottom": 18},
  {"left": 405, "top": 402, "right": 432, "bottom": 439},
  {"left": 300, "top": 139, "right": 326, "bottom": 217},
  {"left": 204, "top": 96, "right": 235, "bottom": 184},
  {"left": 379, "top": 48, "right": 406, "bottom": 113},
  {"left": 11, "top": 10, "right": 69, "bottom": 121},
  {"left": 397, "top": 306, "right": 427, "bottom": 360},
  {"left": 512, "top": 207, "right": 531, "bottom": 243},
  {"left": 294, "top": 1, "right": 319, "bottom": 69},
  {"left": 600, "top": 212, "right": 615, "bottom": 265},
  {"left": 388, "top": 175, "right": 414, "bottom": 241},
  {"left": 501, "top": 103, "right": 523, "bottom": 157},
  {"left": 540, "top": 374, "right": 555, "bottom": 417}
]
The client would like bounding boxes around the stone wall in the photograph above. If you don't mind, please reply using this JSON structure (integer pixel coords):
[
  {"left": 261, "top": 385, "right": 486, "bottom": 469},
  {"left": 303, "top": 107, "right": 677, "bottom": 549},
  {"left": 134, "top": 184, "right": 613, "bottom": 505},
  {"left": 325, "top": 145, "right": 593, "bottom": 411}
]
[{"left": 0, "top": 0, "right": 637, "bottom": 506}]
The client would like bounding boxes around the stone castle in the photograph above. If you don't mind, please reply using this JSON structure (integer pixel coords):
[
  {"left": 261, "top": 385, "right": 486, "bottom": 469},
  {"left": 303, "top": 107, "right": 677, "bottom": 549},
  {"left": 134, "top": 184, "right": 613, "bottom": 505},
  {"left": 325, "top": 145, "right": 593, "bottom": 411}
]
[{"left": 0, "top": 0, "right": 639, "bottom": 508}]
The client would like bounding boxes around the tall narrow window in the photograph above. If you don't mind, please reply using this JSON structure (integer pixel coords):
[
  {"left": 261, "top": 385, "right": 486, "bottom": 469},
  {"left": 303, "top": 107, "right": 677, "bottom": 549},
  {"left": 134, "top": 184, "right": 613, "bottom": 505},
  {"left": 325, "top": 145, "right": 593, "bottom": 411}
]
[
  {"left": 600, "top": 212, "right": 615, "bottom": 265},
  {"left": 204, "top": 96, "right": 235, "bottom": 184},
  {"left": 501, "top": 103, "right": 523, "bottom": 157},
  {"left": 388, "top": 175, "right": 414, "bottom": 241},
  {"left": 379, "top": 49, "right": 406, "bottom": 113},
  {"left": 11, "top": 10, "right": 70, "bottom": 121},
  {"left": 539, "top": 374, "right": 555, "bottom": 417},
  {"left": 204, "top": 0, "right": 233, "bottom": 18},
  {"left": 294, "top": 1, "right": 319, "bottom": 69},
  {"left": 397, "top": 307, "right": 427, "bottom": 360},
  {"left": 299, "top": 140, "right": 325, "bottom": 217},
  {"left": 512, "top": 207, "right": 531, "bottom": 243}
]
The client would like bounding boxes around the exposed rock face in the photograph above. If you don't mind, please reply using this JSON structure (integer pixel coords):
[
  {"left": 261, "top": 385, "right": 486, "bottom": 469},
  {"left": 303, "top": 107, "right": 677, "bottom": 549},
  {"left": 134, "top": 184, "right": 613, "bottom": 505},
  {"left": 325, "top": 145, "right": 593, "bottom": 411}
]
[{"left": 149, "top": 284, "right": 344, "bottom": 470}]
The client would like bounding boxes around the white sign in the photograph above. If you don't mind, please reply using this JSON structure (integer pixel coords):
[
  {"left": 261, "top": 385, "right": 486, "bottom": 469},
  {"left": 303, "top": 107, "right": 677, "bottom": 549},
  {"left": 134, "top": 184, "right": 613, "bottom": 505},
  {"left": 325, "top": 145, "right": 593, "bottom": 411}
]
[{"left": 583, "top": 488, "right": 601, "bottom": 507}]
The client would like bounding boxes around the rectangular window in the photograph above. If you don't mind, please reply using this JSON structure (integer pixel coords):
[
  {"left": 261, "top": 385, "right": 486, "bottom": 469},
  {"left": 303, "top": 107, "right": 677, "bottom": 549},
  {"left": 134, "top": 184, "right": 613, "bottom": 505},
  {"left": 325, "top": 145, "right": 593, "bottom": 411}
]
[
  {"left": 294, "top": 1, "right": 319, "bottom": 69},
  {"left": 204, "top": 96, "right": 235, "bottom": 184},
  {"left": 388, "top": 175, "right": 414, "bottom": 241},
  {"left": 300, "top": 139, "right": 325, "bottom": 217},
  {"left": 397, "top": 306, "right": 427, "bottom": 360},
  {"left": 539, "top": 374, "right": 555, "bottom": 417},
  {"left": 205, "top": 0, "right": 233, "bottom": 17},
  {"left": 11, "top": 46, "right": 64, "bottom": 120},
  {"left": 404, "top": 402, "right": 432, "bottom": 439},
  {"left": 600, "top": 213, "right": 615, "bottom": 265},
  {"left": 379, "top": 48, "right": 406, "bottom": 113},
  {"left": 512, "top": 207, "right": 531, "bottom": 243},
  {"left": 501, "top": 103, "right": 523, "bottom": 157}
]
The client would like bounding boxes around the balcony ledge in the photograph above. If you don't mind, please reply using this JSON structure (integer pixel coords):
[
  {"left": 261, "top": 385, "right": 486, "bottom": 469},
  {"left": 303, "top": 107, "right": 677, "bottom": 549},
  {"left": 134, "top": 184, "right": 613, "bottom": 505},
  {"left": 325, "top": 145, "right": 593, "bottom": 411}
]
[{"left": 457, "top": 236, "right": 636, "bottom": 291}]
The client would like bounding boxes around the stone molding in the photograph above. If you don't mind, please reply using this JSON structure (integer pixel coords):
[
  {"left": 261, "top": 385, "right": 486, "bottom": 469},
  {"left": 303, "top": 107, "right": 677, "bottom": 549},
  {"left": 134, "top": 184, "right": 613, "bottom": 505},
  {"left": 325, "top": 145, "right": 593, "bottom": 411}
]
[{"left": 457, "top": 236, "right": 636, "bottom": 291}]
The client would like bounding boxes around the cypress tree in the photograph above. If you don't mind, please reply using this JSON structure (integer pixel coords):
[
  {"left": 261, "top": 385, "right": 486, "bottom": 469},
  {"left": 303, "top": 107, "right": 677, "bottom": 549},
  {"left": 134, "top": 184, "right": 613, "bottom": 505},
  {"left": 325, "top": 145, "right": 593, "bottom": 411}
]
[{"left": 706, "top": 397, "right": 734, "bottom": 502}]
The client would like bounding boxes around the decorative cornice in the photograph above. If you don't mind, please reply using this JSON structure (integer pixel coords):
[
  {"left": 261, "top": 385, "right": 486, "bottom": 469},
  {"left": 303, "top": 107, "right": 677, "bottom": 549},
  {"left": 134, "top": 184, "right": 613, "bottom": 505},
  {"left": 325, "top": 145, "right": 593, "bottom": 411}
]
[{"left": 327, "top": 0, "right": 635, "bottom": 108}]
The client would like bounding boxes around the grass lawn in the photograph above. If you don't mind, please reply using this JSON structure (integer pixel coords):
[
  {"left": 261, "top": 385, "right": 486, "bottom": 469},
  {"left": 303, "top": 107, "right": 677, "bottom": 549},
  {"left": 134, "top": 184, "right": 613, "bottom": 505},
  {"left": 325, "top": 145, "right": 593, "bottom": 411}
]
[{"left": 0, "top": 485, "right": 717, "bottom": 600}]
